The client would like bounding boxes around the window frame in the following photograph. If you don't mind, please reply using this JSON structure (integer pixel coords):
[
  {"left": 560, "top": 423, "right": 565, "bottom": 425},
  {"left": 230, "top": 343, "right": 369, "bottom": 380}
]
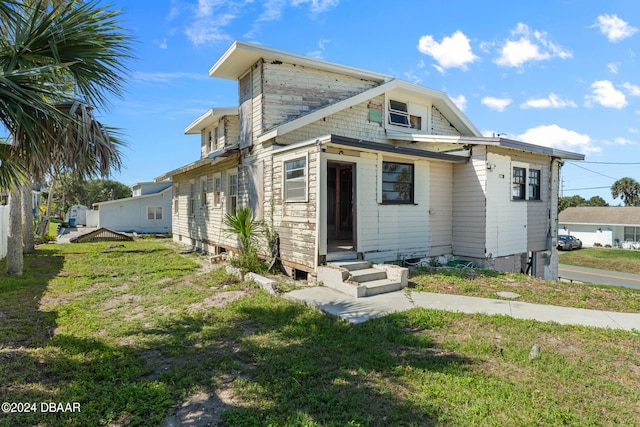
[
  {"left": 512, "top": 167, "right": 526, "bottom": 200},
  {"left": 381, "top": 161, "right": 415, "bottom": 204},
  {"left": 147, "top": 206, "right": 163, "bottom": 220},
  {"left": 387, "top": 98, "right": 424, "bottom": 131},
  {"left": 188, "top": 181, "right": 195, "bottom": 216},
  {"left": 200, "top": 178, "right": 207, "bottom": 207},
  {"left": 283, "top": 155, "right": 308, "bottom": 203},
  {"left": 213, "top": 174, "right": 222, "bottom": 207},
  {"left": 228, "top": 172, "right": 238, "bottom": 214},
  {"left": 528, "top": 169, "right": 541, "bottom": 201}
]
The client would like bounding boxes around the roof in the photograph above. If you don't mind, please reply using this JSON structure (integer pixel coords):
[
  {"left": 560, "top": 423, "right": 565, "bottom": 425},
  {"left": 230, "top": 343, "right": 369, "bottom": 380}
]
[
  {"left": 257, "top": 79, "right": 482, "bottom": 143},
  {"left": 93, "top": 186, "right": 172, "bottom": 208},
  {"left": 154, "top": 146, "right": 239, "bottom": 182},
  {"left": 559, "top": 207, "right": 640, "bottom": 226},
  {"left": 184, "top": 107, "right": 238, "bottom": 134},
  {"left": 210, "top": 41, "right": 392, "bottom": 82}
]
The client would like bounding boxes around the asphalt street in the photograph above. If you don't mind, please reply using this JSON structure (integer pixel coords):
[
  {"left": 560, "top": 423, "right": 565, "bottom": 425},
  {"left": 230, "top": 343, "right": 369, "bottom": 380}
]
[{"left": 558, "top": 264, "right": 640, "bottom": 290}]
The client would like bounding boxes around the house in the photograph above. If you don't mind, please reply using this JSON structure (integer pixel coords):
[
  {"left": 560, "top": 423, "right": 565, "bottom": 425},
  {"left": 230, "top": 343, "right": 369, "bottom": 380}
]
[
  {"left": 87, "top": 182, "right": 172, "bottom": 233},
  {"left": 157, "top": 41, "right": 584, "bottom": 284},
  {"left": 559, "top": 206, "right": 640, "bottom": 248}
]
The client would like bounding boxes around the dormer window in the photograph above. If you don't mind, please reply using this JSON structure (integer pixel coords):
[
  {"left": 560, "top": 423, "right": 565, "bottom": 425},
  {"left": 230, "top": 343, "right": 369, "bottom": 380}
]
[{"left": 388, "top": 99, "right": 422, "bottom": 130}]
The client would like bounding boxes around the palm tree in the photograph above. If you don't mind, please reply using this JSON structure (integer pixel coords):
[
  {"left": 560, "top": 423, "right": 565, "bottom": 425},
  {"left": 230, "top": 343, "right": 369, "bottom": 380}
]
[
  {"left": 1, "top": 0, "right": 132, "bottom": 274},
  {"left": 611, "top": 177, "right": 640, "bottom": 207}
]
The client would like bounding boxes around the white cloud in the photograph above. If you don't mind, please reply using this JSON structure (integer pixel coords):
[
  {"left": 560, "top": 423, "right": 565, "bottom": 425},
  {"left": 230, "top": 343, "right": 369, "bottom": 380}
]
[
  {"left": 592, "top": 14, "right": 638, "bottom": 42},
  {"left": 306, "top": 39, "right": 331, "bottom": 59},
  {"left": 585, "top": 80, "right": 627, "bottom": 108},
  {"left": 494, "top": 23, "right": 572, "bottom": 68},
  {"left": 417, "top": 30, "right": 478, "bottom": 72},
  {"left": 517, "top": 124, "right": 600, "bottom": 155},
  {"left": 603, "top": 137, "right": 636, "bottom": 145},
  {"left": 154, "top": 38, "right": 168, "bottom": 49},
  {"left": 622, "top": 82, "right": 640, "bottom": 96},
  {"left": 481, "top": 96, "right": 512, "bottom": 112},
  {"left": 521, "top": 93, "right": 577, "bottom": 109},
  {"left": 291, "top": 0, "right": 339, "bottom": 14},
  {"left": 450, "top": 94, "right": 467, "bottom": 111},
  {"left": 133, "top": 71, "right": 209, "bottom": 83},
  {"left": 607, "top": 62, "right": 620, "bottom": 74}
]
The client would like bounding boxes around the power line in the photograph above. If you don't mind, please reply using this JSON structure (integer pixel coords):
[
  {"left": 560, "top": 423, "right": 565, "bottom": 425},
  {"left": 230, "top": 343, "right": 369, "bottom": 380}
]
[
  {"left": 564, "top": 186, "right": 611, "bottom": 191},
  {"left": 565, "top": 162, "right": 618, "bottom": 180},
  {"left": 567, "top": 160, "right": 640, "bottom": 165}
]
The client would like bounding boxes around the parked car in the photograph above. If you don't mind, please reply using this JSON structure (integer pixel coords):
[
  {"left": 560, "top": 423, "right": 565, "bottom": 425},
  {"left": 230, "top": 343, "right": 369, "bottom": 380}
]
[{"left": 558, "top": 235, "right": 582, "bottom": 251}]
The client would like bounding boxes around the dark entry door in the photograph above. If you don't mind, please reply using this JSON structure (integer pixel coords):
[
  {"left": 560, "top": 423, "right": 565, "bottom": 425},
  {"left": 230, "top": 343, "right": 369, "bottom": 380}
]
[{"left": 327, "top": 162, "right": 355, "bottom": 251}]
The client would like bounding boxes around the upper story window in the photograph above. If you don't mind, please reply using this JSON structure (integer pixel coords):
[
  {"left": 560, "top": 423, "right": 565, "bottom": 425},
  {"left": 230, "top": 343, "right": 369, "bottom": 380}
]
[
  {"left": 207, "top": 131, "right": 213, "bottom": 153},
  {"left": 528, "top": 169, "right": 541, "bottom": 200},
  {"left": 388, "top": 100, "right": 423, "bottom": 130},
  {"left": 382, "top": 161, "right": 414, "bottom": 204},
  {"left": 284, "top": 157, "right": 307, "bottom": 202}
]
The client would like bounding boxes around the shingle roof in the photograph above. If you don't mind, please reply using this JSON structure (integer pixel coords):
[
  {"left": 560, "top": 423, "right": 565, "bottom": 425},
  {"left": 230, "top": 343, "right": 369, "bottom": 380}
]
[{"left": 559, "top": 206, "right": 640, "bottom": 225}]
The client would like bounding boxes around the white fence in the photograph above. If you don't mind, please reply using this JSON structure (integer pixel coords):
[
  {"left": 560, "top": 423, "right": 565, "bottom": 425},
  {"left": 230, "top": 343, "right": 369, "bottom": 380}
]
[{"left": 0, "top": 205, "right": 8, "bottom": 259}]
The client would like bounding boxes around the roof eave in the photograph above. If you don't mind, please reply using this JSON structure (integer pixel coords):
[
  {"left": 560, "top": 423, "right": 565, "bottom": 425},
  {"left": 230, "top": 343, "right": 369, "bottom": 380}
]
[{"left": 184, "top": 107, "right": 238, "bottom": 134}]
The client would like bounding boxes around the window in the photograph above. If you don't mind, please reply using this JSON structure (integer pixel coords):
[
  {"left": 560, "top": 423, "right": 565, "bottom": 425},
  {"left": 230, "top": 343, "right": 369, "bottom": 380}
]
[
  {"left": 512, "top": 167, "right": 526, "bottom": 200},
  {"left": 284, "top": 157, "right": 307, "bottom": 202},
  {"left": 528, "top": 169, "right": 541, "bottom": 200},
  {"left": 228, "top": 174, "right": 238, "bottom": 213},
  {"left": 214, "top": 126, "right": 220, "bottom": 150},
  {"left": 213, "top": 176, "right": 222, "bottom": 206},
  {"left": 382, "top": 162, "right": 414, "bottom": 204},
  {"left": 200, "top": 179, "right": 207, "bottom": 207},
  {"left": 388, "top": 99, "right": 422, "bottom": 130},
  {"left": 188, "top": 182, "right": 195, "bottom": 216},
  {"left": 147, "top": 206, "right": 163, "bottom": 220},
  {"left": 624, "top": 226, "right": 640, "bottom": 242},
  {"left": 174, "top": 184, "right": 179, "bottom": 216},
  {"left": 207, "top": 131, "right": 212, "bottom": 153}
]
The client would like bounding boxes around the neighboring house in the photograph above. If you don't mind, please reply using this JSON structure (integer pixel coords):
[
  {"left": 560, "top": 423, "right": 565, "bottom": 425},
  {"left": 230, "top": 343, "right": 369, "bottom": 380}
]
[
  {"left": 66, "top": 204, "right": 89, "bottom": 226},
  {"left": 88, "top": 182, "right": 172, "bottom": 233},
  {"left": 157, "top": 41, "right": 584, "bottom": 281},
  {"left": 559, "top": 206, "right": 640, "bottom": 248}
]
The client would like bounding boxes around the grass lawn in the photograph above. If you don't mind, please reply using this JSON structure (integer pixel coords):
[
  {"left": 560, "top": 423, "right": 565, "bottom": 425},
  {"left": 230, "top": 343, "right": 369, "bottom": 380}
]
[
  {"left": 1, "top": 240, "right": 639, "bottom": 426},
  {"left": 559, "top": 247, "right": 640, "bottom": 275}
]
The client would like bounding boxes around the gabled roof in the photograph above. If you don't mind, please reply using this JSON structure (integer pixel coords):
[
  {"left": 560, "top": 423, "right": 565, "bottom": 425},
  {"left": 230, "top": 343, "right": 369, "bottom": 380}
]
[
  {"left": 257, "top": 79, "right": 482, "bottom": 143},
  {"left": 93, "top": 186, "right": 172, "bottom": 208},
  {"left": 154, "top": 146, "right": 239, "bottom": 182},
  {"left": 559, "top": 206, "right": 640, "bottom": 226},
  {"left": 210, "top": 41, "right": 392, "bottom": 82},
  {"left": 184, "top": 107, "right": 238, "bottom": 134}
]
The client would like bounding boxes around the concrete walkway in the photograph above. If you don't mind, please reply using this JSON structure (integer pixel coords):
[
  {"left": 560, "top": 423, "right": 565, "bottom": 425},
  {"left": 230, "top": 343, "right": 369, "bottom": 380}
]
[{"left": 285, "top": 287, "right": 640, "bottom": 331}]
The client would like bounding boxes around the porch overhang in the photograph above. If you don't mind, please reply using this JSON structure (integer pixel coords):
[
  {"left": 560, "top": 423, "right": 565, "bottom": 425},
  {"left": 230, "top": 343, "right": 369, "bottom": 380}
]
[
  {"left": 326, "top": 135, "right": 469, "bottom": 163},
  {"left": 154, "top": 146, "right": 239, "bottom": 182}
]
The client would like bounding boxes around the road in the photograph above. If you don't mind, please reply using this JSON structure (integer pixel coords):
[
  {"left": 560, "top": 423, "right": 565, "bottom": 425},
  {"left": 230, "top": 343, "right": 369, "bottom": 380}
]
[{"left": 559, "top": 264, "right": 640, "bottom": 290}]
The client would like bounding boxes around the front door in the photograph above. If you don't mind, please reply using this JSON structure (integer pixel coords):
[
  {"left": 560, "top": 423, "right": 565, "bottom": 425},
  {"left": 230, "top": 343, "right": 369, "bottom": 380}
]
[{"left": 327, "top": 162, "right": 356, "bottom": 252}]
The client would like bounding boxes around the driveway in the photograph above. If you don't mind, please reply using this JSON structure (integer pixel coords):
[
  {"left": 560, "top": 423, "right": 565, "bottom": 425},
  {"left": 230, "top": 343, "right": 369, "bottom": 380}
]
[{"left": 559, "top": 264, "right": 640, "bottom": 290}]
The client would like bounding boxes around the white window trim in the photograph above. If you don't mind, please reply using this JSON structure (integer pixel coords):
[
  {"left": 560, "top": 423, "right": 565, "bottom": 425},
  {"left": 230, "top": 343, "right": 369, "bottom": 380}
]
[
  {"left": 385, "top": 96, "right": 428, "bottom": 132},
  {"left": 511, "top": 162, "right": 543, "bottom": 202},
  {"left": 147, "top": 206, "right": 163, "bottom": 220},
  {"left": 200, "top": 177, "right": 208, "bottom": 208},
  {"left": 282, "top": 152, "right": 309, "bottom": 203},
  {"left": 227, "top": 168, "right": 239, "bottom": 213}
]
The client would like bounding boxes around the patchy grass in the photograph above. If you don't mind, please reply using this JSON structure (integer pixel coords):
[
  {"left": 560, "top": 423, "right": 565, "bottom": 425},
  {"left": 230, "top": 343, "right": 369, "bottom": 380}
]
[
  {"left": 1, "top": 240, "right": 639, "bottom": 426},
  {"left": 559, "top": 247, "right": 640, "bottom": 274},
  {"left": 409, "top": 267, "right": 640, "bottom": 312}
]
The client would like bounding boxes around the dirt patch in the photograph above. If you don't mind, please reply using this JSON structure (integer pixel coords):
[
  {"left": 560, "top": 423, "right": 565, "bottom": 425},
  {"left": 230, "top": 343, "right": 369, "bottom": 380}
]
[
  {"left": 186, "top": 290, "right": 247, "bottom": 311},
  {"left": 164, "top": 390, "right": 234, "bottom": 427}
]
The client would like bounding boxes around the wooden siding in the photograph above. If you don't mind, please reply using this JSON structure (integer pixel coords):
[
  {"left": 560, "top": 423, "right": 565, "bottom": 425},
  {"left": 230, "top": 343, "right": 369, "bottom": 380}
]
[
  {"left": 275, "top": 96, "right": 388, "bottom": 145},
  {"left": 452, "top": 146, "right": 487, "bottom": 258},
  {"left": 171, "top": 158, "right": 240, "bottom": 253},
  {"left": 272, "top": 147, "right": 319, "bottom": 270},
  {"left": 429, "top": 161, "right": 453, "bottom": 255},
  {"left": 431, "top": 106, "right": 462, "bottom": 136},
  {"left": 261, "top": 61, "right": 380, "bottom": 131}
]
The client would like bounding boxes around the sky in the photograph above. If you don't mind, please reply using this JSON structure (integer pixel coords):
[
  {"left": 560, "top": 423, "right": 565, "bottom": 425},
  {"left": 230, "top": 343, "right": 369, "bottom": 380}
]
[{"left": 62, "top": 1, "right": 640, "bottom": 205}]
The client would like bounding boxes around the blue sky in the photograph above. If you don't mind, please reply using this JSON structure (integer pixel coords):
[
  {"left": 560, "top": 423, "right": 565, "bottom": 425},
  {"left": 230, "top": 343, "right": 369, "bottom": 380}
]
[{"left": 95, "top": 0, "right": 640, "bottom": 205}]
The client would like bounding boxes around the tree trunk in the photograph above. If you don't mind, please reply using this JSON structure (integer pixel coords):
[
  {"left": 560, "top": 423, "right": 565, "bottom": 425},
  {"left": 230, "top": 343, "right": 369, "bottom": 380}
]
[
  {"left": 6, "top": 189, "right": 24, "bottom": 275},
  {"left": 22, "top": 181, "right": 35, "bottom": 254}
]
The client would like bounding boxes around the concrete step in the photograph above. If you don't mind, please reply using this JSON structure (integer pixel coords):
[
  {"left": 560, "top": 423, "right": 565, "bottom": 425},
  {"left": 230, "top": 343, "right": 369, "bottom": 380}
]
[
  {"left": 333, "top": 260, "right": 371, "bottom": 271},
  {"left": 349, "top": 268, "right": 388, "bottom": 283},
  {"left": 361, "top": 278, "right": 406, "bottom": 296}
]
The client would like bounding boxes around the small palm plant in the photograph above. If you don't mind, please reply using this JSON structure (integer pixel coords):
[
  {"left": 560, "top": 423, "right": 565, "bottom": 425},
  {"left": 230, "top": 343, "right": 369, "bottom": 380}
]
[{"left": 224, "top": 206, "right": 266, "bottom": 273}]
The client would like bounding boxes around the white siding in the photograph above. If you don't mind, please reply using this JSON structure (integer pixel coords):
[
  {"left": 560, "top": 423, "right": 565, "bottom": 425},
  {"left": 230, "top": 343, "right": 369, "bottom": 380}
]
[
  {"left": 97, "top": 189, "right": 172, "bottom": 234},
  {"left": 452, "top": 146, "right": 487, "bottom": 258},
  {"left": 429, "top": 162, "right": 453, "bottom": 255}
]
